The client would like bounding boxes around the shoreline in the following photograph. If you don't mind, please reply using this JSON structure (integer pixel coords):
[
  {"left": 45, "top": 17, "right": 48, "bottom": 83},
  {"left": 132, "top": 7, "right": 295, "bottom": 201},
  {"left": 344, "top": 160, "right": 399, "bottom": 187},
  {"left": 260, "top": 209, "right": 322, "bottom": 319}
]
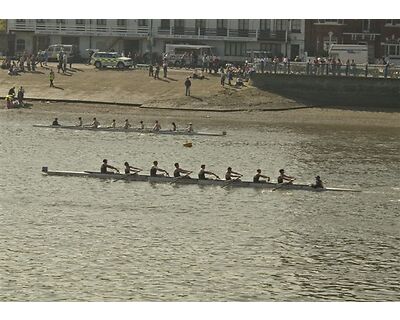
[{"left": 1, "top": 63, "right": 399, "bottom": 129}]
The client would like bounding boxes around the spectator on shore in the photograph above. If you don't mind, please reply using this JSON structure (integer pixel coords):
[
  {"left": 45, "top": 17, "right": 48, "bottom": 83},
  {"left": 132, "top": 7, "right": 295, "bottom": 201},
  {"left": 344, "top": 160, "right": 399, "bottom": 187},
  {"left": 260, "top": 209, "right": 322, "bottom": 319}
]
[
  {"left": 154, "top": 64, "right": 160, "bottom": 79},
  {"left": 184, "top": 77, "right": 191, "bottom": 96},
  {"left": 163, "top": 62, "right": 168, "bottom": 78},
  {"left": 17, "top": 86, "right": 24, "bottom": 106},
  {"left": 148, "top": 64, "right": 154, "bottom": 77},
  {"left": 220, "top": 71, "right": 226, "bottom": 86},
  {"left": 49, "top": 69, "right": 55, "bottom": 87}
]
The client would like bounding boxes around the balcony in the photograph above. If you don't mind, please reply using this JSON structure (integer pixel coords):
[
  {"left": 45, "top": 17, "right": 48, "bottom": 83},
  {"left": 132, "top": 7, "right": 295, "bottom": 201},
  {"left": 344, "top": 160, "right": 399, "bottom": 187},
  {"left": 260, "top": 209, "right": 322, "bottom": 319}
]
[
  {"left": 7, "top": 20, "right": 150, "bottom": 38},
  {"left": 258, "top": 30, "right": 286, "bottom": 41},
  {"left": 156, "top": 27, "right": 257, "bottom": 41}
]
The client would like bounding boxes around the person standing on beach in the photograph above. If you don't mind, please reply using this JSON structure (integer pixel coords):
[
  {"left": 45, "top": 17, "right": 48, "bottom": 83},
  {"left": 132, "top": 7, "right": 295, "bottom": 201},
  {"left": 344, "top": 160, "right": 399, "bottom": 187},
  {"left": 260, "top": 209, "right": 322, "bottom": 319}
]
[
  {"left": 163, "top": 62, "right": 168, "bottom": 78},
  {"left": 185, "top": 77, "right": 191, "bottom": 96},
  {"left": 149, "top": 64, "right": 153, "bottom": 77},
  {"left": 49, "top": 69, "right": 55, "bottom": 87}
]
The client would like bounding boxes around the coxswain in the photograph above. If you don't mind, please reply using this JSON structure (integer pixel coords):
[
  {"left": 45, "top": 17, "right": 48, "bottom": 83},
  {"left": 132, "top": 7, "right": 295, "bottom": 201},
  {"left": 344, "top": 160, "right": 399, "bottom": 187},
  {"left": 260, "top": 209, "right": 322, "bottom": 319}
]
[
  {"left": 253, "top": 169, "right": 270, "bottom": 183},
  {"left": 110, "top": 119, "right": 116, "bottom": 128},
  {"left": 52, "top": 118, "right": 60, "bottom": 126},
  {"left": 171, "top": 122, "right": 177, "bottom": 131},
  {"left": 277, "top": 169, "right": 295, "bottom": 184},
  {"left": 150, "top": 161, "right": 169, "bottom": 177},
  {"left": 101, "top": 159, "right": 119, "bottom": 174},
  {"left": 124, "top": 162, "right": 142, "bottom": 174},
  {"left": 198, "top": 164, "right": 220, "bottom": 180},
  {"left": 76, "top": 117, "right": 83, "bottom": 127},
  {"left": 123, "top": 119, "right": 131, "bottom": 129},
  {"left": 152, "top": 120, "right": 161, "bottom": 132},
  {"left": 225, "top": 167, "right": 243, "bottom": 180},
  {"left": 312, "top": 176, "right": 324, "bottom": 188},
  {"left": 173, "top": 162, "right": 192, "bottom": 178},
  {"left": 187, "top": 123, "right": 193, "bottom": 132},
  {"left": 139, "top": 120, "right": 145, "bottom": 130},
  {"left": 91, "top": 117, "right": 100, "bottom": 128}
]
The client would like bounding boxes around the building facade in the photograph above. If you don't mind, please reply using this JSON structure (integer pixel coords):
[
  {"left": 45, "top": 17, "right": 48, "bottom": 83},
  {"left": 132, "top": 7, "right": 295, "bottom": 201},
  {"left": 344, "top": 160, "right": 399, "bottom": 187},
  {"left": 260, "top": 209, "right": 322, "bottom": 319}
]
[
  {"left": 304, "top": 19, "right": 400, "bottom": 63},
  {"left": 5, "top": 19, "right": 305, "bottom": 61}
]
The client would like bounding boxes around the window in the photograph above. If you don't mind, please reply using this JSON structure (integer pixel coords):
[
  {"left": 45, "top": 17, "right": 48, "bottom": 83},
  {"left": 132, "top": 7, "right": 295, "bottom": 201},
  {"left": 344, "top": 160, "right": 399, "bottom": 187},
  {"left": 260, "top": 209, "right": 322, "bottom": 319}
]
[
  {"left": 317, "top": 19, "right": 344, "bottom": 24},
  {"left": 362, "top": 19, "right": 370, "bottom": 31},
  {"left": 260, "top": 20, "right": 270, "bottom": 31},
  {"left": 56, "top": 19, "right": 65, "bottom": 24},
  {"left": 225, "top": 42, "right": 247, "bottom": 56},
  {"left": 217, "top": 19, "right": 227, "bottom": 29},
  {"left": 161, "top": 19, "right": 170, "bottom": 29},
  {"left": 238, "top": 19, "right": 249, "bottom": 30},
  {"left": 174, "top": 19, "right": 184, "bottom": 28},
  {"left": 16, "top": 39, "right": 25, "bottom": 51},
  {"left": 138, "top": 19, "right": 148, "bottom": 27},
  {"left": 394, "top": 19, "right": 400, "bottom": 25},
  {"left": 275, "top": 20, "right": 288, "bottom": 31},
  {"left": 36, "top": 19, "right": 45, "bottom": 24},
  {"left": 97, "top": 20, "right": 106, "bottom": 26},
  {"left": 291, "top": 20, "right": 301, "bottom": 32},
  {"left": 260, "top": 43, "right": 281, "bottom": 56},
  {"left": 16, "top": 19, "right": 26, "bottom": 23},
  {"left": 195, "top": 19, "right": 206, "bottom": 29},
  {"left": 76, "top": 19, "right": 85, "bottom": 25},
  {"left": 117, "top": 19, "right": 126, "bottom": 27}
]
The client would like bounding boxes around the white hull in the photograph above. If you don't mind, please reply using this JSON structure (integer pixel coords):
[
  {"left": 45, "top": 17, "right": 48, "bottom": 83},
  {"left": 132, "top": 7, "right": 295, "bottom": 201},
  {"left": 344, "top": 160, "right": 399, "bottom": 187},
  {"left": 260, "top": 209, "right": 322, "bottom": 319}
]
[
  {"left": 41, "top": 168, "right": 361, "bottom": 192},
  {"left": 33, "top": 124, "right": 227, "bottom": 137}
]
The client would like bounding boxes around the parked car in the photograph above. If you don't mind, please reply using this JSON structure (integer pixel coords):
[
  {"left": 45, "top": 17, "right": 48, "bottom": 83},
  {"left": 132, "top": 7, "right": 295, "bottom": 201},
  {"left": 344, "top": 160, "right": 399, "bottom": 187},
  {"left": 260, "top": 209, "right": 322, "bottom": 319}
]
[{"left": 90, "top": 52, "right": 133, "bottom": 69}]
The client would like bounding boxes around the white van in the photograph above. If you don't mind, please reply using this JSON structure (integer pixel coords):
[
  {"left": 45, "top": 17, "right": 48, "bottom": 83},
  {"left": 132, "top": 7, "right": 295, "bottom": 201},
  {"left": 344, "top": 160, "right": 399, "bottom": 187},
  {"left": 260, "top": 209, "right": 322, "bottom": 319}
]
[
  {"left": 328, "top": 44, "right": 368, "bottom": 64},
  {"left": 47, "top": 44, "right": 78, "bottom": 61},
  {"left": 164, "top": 44, "right": 214, "bottom": 67}
]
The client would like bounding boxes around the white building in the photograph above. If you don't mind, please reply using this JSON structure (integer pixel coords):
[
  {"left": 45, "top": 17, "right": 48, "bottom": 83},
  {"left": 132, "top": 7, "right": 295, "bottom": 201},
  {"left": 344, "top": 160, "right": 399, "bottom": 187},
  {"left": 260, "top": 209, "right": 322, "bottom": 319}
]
[{"left": 6, "top": 19, "right": 305, "bottom": 61}]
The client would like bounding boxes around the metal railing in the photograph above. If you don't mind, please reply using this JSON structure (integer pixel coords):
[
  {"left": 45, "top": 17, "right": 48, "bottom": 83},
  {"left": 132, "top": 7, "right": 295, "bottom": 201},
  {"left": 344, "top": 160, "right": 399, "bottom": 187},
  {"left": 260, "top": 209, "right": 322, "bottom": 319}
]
[{"left": 252, "top": 61, "right": 400, "bottom": 79}]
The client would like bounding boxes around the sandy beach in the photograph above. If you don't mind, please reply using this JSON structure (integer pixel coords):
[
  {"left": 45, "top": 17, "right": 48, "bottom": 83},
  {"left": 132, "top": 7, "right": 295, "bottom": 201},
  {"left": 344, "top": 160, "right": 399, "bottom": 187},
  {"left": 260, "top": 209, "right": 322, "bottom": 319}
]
[{"left": 1, "top": 63, "right": 399, "bottom": 129}]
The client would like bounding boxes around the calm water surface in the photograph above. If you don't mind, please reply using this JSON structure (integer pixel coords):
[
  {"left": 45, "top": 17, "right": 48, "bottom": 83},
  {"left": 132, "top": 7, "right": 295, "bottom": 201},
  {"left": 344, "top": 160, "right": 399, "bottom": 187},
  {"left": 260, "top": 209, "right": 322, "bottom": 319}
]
[{"left": 0, "top": 111, "right": 399, "bottom": 301}]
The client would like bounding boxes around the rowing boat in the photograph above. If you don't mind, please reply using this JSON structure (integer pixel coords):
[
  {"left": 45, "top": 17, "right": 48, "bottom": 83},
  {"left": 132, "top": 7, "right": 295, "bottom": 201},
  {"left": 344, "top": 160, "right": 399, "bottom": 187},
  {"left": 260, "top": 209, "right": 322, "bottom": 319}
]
[
  {"left": 33, "top": 124, "right": 227, "bottom": 137},
  {"left": 41, "top": 167, "right": 361, "bottom": 192}
]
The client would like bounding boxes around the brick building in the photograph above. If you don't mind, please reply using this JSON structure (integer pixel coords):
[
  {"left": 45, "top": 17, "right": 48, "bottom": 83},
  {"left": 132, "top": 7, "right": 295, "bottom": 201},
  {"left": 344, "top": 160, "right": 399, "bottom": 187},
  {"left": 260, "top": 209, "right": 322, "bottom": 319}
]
[{"left": 305, "top": 19, "right": 400, "bottom": 63}]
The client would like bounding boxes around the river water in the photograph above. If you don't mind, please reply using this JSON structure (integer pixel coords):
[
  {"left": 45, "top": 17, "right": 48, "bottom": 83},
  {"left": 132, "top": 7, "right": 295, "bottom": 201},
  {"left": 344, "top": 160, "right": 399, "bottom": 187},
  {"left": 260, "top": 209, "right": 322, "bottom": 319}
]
[{"left": 0, "top": 110, "right": 399, "bottom": 301}]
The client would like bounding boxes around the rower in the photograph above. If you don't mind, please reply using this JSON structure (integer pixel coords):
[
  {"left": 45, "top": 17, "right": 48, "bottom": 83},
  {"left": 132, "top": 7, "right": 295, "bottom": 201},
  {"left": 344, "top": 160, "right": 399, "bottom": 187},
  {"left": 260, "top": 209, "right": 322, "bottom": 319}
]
[
  {"left": 171, "top": 122, "right": 177, "bottom": 131},
  {"left": 253, "top": 169, "right": 270, "bottom": 183},
  {"left": 312, "top": 176, "right": 324, "bottom": 189},
  {"left": 91, "top": 117, "right": 100, "bottom": 128},
  {"left": 152, "top": 120, "right": 161, "bottom": 132},
  {"left": 52, "top": 118, "right": 60, "bottom": 126},
  {"left": 225, "top": 167, "right": 243, "bottom": 180},
  {"left": 150, "top": 161, "right": 169, "bottom": 177},
  {"left": 101, "top": 159, "right": 119, "bottom": 174},
  {"left": 77, "top": 117, "right": 83, "bottom": 127},
  {"left": 123, "top": 119, "right": 131, "bottom": 129},
  {"left": 277, "top": 169, "right": 295, "bottom": 184},
  {"left": 187, "top": 123, "right": 193, "bottom": 132},
  {"left": 124, "top": 161, "right": 141, "bottom": 174},
  {"left": 198, "top": 164, "right": 220, "bottom": 180},
  {"left": 173, "top": 162, "right": 192, "bottom": 178},
  {"left": 139, "top": 120, "right": 145, "bottom": 130},
  {"left": 110, "top": 119, "right": 116, "bottom": 128}
]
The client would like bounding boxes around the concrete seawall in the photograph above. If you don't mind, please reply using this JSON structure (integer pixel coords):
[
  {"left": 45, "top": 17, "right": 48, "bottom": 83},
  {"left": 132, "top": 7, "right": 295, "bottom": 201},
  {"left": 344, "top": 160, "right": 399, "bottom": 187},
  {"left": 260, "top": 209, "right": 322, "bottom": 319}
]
[{"left": 250, "top": 74, "right": 400, "bottom": 108}]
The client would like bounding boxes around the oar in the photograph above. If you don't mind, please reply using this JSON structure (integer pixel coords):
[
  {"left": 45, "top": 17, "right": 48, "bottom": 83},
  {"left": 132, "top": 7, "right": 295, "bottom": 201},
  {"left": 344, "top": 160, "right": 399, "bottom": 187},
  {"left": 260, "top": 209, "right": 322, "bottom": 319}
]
[
  {"left": 221, "top": 176, "right": 241, "bottom": 189},
  {"left": 272, "top": 179, "right": 295, "bottom": 191},
  {"left": 169, "top": 171, "right": 192, "bottom": 184}
]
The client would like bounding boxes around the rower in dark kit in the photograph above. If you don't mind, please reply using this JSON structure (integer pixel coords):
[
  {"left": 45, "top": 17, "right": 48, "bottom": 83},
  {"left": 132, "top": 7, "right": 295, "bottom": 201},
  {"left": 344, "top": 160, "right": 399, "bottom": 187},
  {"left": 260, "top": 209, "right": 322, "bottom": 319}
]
[
  {"left": 52, "top": 118, "right": 60, "bottom": 126},
  {"left": 101, "top": 159, "right": 119, "bottom": 174},
  {"left": 225, "top": 167, "right": 243, "bottom": 181},
  {"left": 124, "top": 162, "right": 142, "bottom": 174},
  {"left": 253, "top": 169, "right": 270, "bottom": 183},
  {"left": 277, "top": 169, "right": 295, "bottom": 184},
  {"left": 150, "top": 161, "right": 169, "bottom": 177},
  {"left": 152, "top": 120, "right": 161, "bottom": 132},
  {"left": 311, "top": 176, "right": 324, "bottom": 188},
  {"left": 173, "top": 163, "right": 192, "bottom": 178},
  {"left": 198, "top": 164, "right": 220, "bottom": 180}
]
